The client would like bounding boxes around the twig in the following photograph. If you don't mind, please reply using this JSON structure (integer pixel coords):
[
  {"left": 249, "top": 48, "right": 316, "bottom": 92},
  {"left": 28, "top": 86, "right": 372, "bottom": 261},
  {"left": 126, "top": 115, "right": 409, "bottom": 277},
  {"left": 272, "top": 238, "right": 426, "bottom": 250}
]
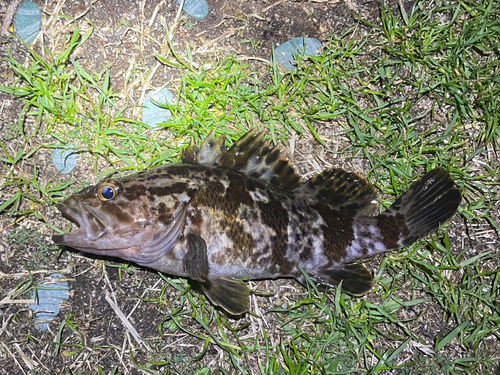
[
  {"left": 237, "top": 55, "right": 272, "bottom": 65},
  {"left": 104, "top": 292, "right": 151, "bottom": 350},
  {"left": 1, "top": 0, "right": 21, "bottom": 36},
  {"left": 1, "top": 341, "right": 27, "bottom": 375},
  {"left": 127, "top": 278, "right": 162, "bottom": 319},
  {"left": 149, "top": 0, "right": 166, "bottom": 27},
  {"left": 169, "top": 0, "right": 186, "bottom": 37},
  {"left": 262, "top": 0, "right": 286, "bottom": 13}
]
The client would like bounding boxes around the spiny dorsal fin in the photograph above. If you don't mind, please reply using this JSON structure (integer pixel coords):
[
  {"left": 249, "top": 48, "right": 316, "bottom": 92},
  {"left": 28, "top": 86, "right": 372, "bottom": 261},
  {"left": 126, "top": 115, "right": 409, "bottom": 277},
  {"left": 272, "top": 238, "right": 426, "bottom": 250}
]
[
  {"left": 298, "top": 168, "right": 377, "bottom": 216},
  {"left": 181, "top": 129, "right": 227, "bottom": 165},
  {"left": 181, "top": 138, "right": 198, "bottom": 164},
  {"left": 219, "top": 129, "right": 302, "bottom": 190},
  {"left": 182, "top": 129, "right": 302, "bottom": 191}
]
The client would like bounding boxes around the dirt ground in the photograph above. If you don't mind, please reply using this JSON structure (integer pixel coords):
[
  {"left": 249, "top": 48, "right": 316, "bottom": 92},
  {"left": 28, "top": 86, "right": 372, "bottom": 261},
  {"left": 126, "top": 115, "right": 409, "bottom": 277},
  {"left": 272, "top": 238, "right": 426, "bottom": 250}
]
[{"left": 0, "top": 0, "right": 498, "bottom": 374}]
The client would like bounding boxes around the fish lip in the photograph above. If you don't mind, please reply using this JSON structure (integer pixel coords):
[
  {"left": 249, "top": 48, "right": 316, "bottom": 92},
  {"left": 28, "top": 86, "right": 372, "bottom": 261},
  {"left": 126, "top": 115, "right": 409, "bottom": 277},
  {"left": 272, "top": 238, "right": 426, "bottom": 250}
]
[
  {"left": 55, "top": 202, "right": 83, "bottom": 227},
  {"left": 53, "top": 202, "right": 81, "bottom": 245},
  {"left": 53, "top": 200, "right": 108, "bottom": 244}
]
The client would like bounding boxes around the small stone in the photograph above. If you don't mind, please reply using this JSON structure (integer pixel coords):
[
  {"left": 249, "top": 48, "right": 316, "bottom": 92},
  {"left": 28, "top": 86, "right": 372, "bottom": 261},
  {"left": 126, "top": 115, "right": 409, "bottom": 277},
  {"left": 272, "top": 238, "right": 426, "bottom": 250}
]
[
  {"left": 272, "top": 37, "right": 323, "bottom": 71},
  {"left": 29, "top": 274, "right": 70, "bottom": 331},
  {"left": 52, "top": 146, "right": 77, "bottom": 174},
  {"left": 142, "top": 87, "right": 174, "bottom": 129},
  {"left": 14, "top": 1, "right": 41, "bottom": 44},
  {"left": 177, "top": 0, "right": 209, "bottom": 21}
]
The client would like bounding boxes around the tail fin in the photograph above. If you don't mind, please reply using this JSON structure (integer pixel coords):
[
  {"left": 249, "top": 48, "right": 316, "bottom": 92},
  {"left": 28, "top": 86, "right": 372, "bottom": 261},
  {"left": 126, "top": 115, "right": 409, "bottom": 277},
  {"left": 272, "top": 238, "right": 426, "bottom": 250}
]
[{"left": 382, "top": 167, "right": 461, "bottom": 247}]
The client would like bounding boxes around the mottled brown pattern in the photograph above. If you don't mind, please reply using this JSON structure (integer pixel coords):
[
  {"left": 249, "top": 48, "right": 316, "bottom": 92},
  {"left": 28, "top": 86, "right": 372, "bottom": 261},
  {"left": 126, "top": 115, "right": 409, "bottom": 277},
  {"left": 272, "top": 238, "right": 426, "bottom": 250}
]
[
  {"left": 181, "top": 165, "right": 297, "bottom": 274},
  {"left": 101, "top": 203, "right": 134, "bottom": 225},
  {"left": 227, "top": 219, "right": 255, "bottom": 256},
  {"left": 377, "top": 213, "right": 409, "bottom": 249},
  {"left": 188, "top": 207, "right": 204, "bottom": 228},
  {"left": 300, "top": 168, "right": 377, "bottom": 216},
  {"left": 298, "top": 241, "right": 313, "bottom": 263},
  {"left": 204, "top": 179, "right": 227, "bottom": 196},
  {"left": 157, "top": 202, "right": 167, "bottom": 215},
  {"left": 148, "top": 183, "right": 190, "bottom": 197},
  {"left": 298, "top": 225, "right": 321, "bottom": 262},
  {"left": 168, "top": 163, "right": 225, "bottom": 181},
  {"left": 256, "top": 195, "right": 291, "bottom": 273},
  {"left": 145, "top": 173, "right": 161, "bottom": 181},
  {"left": 286, "top": 202, "right": 311, "bottom": 263},
  {"left": 157, "top": 214, "right": 173, "bottom": 226},
  {"left": 211, "top": 247, "right": 229, "bottom": 265},
  {"left": 123, "top": 183, "right": 145, "bottom": 201},
  {"left": 313, "top": 204, "right": 354, "bottom": 264},
  {"left": 227, "top": 172, "right": 255, "bottom": 207},
  {"left": 205, "top": 174, "right": 256, "bottom": 260}
]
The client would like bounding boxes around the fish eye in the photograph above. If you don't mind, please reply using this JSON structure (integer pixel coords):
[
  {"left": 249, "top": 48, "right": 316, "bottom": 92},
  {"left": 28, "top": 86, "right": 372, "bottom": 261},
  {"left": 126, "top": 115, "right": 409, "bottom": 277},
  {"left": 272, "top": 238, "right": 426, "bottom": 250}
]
[{"left": 96, "top": 180, "right": 122, "bottom": 201}]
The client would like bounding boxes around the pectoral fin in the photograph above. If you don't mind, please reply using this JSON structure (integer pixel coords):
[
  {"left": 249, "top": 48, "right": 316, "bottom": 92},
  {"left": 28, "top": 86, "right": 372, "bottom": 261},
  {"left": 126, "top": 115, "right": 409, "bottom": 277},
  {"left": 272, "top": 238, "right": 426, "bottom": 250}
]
[
  {"left": 183, "top": 232, "right": 249, "bottom": 315},
  {"left": 183, "top": 232, "right": 210, "bottom": 282},
  {"left": 200, "top": 278, "right": 249, "bottom": 315},
  {"left": 310, "top": 263, "right": 374, "bottom": 296}
]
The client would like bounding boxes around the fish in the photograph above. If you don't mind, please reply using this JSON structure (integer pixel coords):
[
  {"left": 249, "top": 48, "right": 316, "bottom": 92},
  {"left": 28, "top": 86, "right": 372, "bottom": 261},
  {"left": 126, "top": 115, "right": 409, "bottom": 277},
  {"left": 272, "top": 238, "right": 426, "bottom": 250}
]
[{"left": 53, "top": 129, "right": 462, "bottom": 315}]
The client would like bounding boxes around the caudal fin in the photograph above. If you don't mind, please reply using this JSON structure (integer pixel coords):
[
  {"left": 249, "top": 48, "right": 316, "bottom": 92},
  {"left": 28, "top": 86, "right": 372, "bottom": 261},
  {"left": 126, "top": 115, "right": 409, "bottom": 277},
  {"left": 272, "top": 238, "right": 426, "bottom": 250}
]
[{"left": 382, "top": 167, "right": 461, "bottom": 247}]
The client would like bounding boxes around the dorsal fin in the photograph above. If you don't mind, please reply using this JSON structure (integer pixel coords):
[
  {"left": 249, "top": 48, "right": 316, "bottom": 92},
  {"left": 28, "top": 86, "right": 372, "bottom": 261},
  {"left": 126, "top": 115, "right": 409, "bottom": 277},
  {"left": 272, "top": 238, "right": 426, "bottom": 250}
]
[
  {"left": 182, "top": 130, "right": 377, "bottom": 213},
  {"left": 182, "top": 129, "right": 302, "bottom": 191},
  {"left": 181, "top": 138, "right": 198, "bottom": 164},
  {"left": 181, "top": 129, "right": 227, "bottom": 165},
  {"left": 219, "top": 129, "right": 302, "bottom": 190},
  {"left": 297, "top": 168, "right": 378, "bottom": 216}
]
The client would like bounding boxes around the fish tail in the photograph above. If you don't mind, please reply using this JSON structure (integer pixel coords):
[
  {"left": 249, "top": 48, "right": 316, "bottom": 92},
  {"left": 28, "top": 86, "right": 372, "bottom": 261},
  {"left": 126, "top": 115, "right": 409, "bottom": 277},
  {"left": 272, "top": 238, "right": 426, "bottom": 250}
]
[
  {"left": 378, "top": 167, "right": 461, "bottom": 249},
  {"left": 308, "top": 168, "right": 461, "bottom": 296}
]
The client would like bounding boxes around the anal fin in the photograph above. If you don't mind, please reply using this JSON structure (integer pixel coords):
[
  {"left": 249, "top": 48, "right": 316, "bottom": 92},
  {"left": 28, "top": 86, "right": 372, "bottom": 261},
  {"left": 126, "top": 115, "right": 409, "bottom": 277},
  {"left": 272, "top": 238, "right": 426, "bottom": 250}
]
[
  {"left": 200, "top": 278, "right": 249, "bottom": 315},
  {"left": 310, "top": 263, "right": 373, "bottom": 296}
]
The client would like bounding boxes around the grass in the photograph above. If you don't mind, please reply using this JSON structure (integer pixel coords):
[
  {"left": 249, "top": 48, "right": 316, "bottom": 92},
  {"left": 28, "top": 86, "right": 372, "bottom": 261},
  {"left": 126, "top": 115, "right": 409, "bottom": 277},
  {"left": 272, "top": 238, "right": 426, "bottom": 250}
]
[{"left": 0, "top": 0, "right": 499, "bottom": 374}]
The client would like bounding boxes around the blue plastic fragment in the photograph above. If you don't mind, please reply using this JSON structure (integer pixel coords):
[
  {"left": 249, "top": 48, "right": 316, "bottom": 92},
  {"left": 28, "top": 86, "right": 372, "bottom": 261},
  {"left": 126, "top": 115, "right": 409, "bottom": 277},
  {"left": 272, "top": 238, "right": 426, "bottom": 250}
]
[
  {"left": 29, "top": 274, "right": 70, "bottom": 331},
  {"left": 272, "top": 37, "right": 323, "bottom": 71},
  {"left": 142, "top": 87, "right": 174, "bottom": 129},
  {"left": 14, "top": 1, "right": 41, "bottom": 44},
  {"left": 52, "top": 146, "right": 77, "bottom": 174},
  {"left": 177, "top": 0, "right": 209, "bottom": 21}
]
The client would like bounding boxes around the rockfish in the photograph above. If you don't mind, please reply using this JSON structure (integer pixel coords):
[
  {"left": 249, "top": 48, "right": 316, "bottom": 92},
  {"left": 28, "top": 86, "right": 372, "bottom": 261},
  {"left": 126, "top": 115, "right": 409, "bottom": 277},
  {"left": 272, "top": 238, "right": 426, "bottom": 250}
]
[{"left": 53, "top": 129, "right": 461, "bottom": 314}]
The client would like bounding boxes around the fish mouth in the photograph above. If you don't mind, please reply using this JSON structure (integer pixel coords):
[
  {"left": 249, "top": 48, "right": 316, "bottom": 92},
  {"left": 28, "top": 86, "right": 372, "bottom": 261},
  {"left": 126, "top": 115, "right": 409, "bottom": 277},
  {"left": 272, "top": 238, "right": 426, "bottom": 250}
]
[
  {"left": 53, "top": 199, "right": 189, "bottom": 264},
  {"left": 52, "top": 201, "right": 109, "bottom": 247}
]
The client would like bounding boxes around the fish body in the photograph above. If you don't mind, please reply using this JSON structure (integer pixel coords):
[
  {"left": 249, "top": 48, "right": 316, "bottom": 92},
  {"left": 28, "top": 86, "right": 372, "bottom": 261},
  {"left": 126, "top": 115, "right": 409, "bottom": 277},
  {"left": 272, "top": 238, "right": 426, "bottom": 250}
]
[{"left": 53, "top": 130, "right": 461, "bottom": 314}]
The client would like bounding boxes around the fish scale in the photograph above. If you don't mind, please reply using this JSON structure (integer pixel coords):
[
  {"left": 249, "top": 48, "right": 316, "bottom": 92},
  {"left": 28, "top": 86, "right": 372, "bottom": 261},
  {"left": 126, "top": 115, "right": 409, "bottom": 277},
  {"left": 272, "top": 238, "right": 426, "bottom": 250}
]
[{"left": 53, "top": 129, "right": 461, "bottom": 315}]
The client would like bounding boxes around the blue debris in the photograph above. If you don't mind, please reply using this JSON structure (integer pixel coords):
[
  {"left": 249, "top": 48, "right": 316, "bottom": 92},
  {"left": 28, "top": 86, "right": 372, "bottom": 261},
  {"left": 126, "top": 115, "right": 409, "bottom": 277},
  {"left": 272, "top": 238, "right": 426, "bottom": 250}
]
[
  {"left": 29, "top": 273, "right": 70, "bottom": 331},
  {"left": 14, "top": 1, "right": 41, "bottom": 44},
  {"left": 52, "top": 146, "right": 77, "bottom": 174},
  {"left": 177, "top": 0, "right": 209, "bottom": 21},
  {"left": 142, "top": 87, "right": 174, "bottom": 129},
  {"left": 272, "top": 37, "right": 323, "bottom": 71}
]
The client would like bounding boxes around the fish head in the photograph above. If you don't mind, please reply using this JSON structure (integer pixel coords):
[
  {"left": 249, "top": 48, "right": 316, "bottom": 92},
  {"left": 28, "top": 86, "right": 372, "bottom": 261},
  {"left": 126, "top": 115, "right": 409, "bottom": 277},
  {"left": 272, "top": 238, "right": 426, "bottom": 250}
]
[{"left": 53, "top": 171, "right": 197, "bottom": 264}]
